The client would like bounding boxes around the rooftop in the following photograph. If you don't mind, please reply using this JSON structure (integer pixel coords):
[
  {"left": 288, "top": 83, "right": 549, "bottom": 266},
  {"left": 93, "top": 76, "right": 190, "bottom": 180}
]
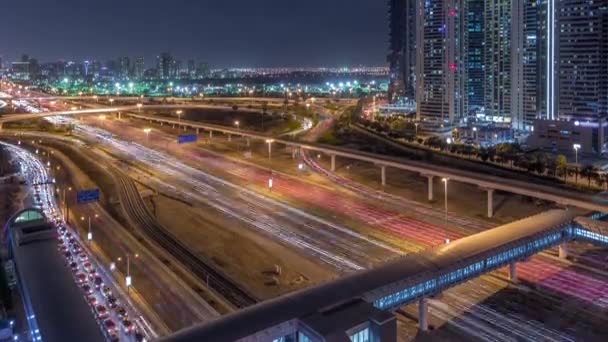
[{"left": 8, "top": 208, "right": 105, "bottom": 342}]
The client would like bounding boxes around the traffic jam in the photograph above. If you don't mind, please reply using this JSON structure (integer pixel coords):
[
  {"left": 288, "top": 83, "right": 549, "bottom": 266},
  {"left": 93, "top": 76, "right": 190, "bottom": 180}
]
[{"left": 16, "top": 141, "right": 150, "bottom": 342}]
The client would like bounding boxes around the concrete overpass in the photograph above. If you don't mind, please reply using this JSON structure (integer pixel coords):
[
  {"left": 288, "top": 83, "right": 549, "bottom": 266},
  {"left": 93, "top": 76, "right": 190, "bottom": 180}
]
[
  {"left": 2, "top": 106, "right": 608, "bottom": 214},
  {"left": 162, "top": 210, "right": 608, "bottom": 342},
  {"left": 116, "top": 113, "right": 608, "bottom": 215}
]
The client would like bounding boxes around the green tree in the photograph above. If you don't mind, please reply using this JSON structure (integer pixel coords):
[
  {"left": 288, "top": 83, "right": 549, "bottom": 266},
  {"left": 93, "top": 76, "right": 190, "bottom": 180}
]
[{"left": 555, "top": 154, "right": 567, "bottom": 179}]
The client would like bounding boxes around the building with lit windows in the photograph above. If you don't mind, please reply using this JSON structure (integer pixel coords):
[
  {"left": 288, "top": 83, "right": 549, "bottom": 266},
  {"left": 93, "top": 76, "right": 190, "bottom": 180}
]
[
  {"left": 555, "top": 0, "right": 608, "bottom": 153},
  {"left": 415, "top": 0, "right": 467, "bottom": 125},
  {"left": 484, "top": 0, "right": 513, "bottom": 122},
  {"left": 464, "top": 0, "right": 484, "bottom": 112}
]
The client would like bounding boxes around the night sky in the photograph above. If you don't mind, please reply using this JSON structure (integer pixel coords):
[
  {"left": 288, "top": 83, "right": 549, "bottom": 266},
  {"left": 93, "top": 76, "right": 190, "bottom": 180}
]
[{"left": 0, "top": 0, "right": 387, "bottom": 67}]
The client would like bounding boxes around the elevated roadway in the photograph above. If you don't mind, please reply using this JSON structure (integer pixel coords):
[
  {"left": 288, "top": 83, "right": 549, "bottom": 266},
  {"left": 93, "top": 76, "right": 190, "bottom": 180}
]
[{"left": 2, "top": 106, "right": 608, "bottom": 214}]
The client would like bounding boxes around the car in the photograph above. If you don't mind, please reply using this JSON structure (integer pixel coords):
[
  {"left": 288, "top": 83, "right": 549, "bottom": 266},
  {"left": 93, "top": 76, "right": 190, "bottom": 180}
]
[
  {"left": 95, "top": 305, "right": 109, "bottom": 320},
  {"left": 93, "top": 276, "right": 104, "bottom": 289},
  {"left": 75, "top": 273, "right": 87, "bottom": 284},
  {"left": 107, "top": 295, "right": 118, "bottom": 309},
  {"left": 88, "top": 271, "right": 99, "bottom": 281},
  {"left": 81, "top": 283, "right": 93, "bottom": 295},
  {"left": 108, "top": 332, "right": 119, "bottom": 342},
  {"left": 72, "top": 244, "right": 82, "bottom": 254},
  {"left": 103, "top": 319, "right": 117, "bottom": 334},
  {"left": 86, "top": 294, "right": 97, "bottom": 306},
  {"left": 69, "top": 261, "right": 78, "bottom": 271},
  {"left": 59, "top": 245, "right": 68, "bottom": 253},
  {"left": 101, "top": 286, "right": 112, "bottom": 298},
  {"left": 115, "top": 306, "right": 127, "bottom": 319},
  {"left": 108, "top": 333, "right": 119, "bottom": 342},
  {"left": 63, "top": 251, "right": 72, "bottom": 260},
  {"left": 83, "top": 262, "right": 94, "bottom": 273},
  {"left": 122, "top": 318, "right": 135, "bottom": 334},
  {"left": 134, "top": 332, "right": 146, "bottom": 342},
  {"left": 78, "top": 253, "right": 88, "bottom": 262}
]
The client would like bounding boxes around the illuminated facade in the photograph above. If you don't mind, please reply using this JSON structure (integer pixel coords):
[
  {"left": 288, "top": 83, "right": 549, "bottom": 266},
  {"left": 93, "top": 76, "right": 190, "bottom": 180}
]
[{"left": 415, "top": 0, "right": 466, "bottom": 124}]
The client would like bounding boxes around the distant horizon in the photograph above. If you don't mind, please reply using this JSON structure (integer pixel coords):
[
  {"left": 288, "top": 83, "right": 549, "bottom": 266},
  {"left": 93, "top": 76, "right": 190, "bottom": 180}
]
[{"left": 0, "top": 54, "right": 388, "bottom": 70}]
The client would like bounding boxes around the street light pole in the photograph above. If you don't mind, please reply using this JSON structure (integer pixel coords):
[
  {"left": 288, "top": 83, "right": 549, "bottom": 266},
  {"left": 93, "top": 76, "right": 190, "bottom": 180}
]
[
  {"left": 266, "top": 139, "right": 274, "bottom": 160},
  {"left": 442, "top": 178, "right": 449, "bottom": 223},
  {"left": 573, "top": 144, "right": 581, "bottom": 164},
  {"left": 144, "top": 128, "right": 151, "bottom": 142}
]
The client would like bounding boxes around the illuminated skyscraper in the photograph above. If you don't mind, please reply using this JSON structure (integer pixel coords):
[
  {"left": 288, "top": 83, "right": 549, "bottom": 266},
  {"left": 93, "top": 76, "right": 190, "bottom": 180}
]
[
  {"left": 388, "top": 0, "right": 416, "bottom": 102},
  {"left": 415, "top": 0, "right": 466, "bottom": 124},
  {"left": 464, "top": 0, "right": 484, "bottom": 111},
  {"left": 556, "top": 0, "right": 608, "bottom": 152},
  {"left": 484, "top": 0, "right": 513, "bottom": 122}
]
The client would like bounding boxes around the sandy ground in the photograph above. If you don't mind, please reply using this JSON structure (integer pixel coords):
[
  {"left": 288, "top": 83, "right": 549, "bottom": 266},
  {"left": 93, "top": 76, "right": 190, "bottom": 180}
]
[{"left": 151, "top": 194, "right": 335, "bottom": 300}]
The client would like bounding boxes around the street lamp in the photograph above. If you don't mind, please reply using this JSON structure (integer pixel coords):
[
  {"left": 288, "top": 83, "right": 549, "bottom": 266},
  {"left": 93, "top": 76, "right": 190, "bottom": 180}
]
[
  {"left": 573, "top": 144, "right": 581, "bottom": 164},
  {"left": 117, "top": 253, "right": 139, "bottom": 295},
  {"left": 234, "top": 120, "right": 240, "bottom": 129},
  {"left": 136, "top": 103, "right": 143, "bottom": 112},
  {"left": 442, "top": 178, "right": 449, "bottom": 223},
  {"left": 176, "top": 110, "right": 183, "bottom": 123},
  {"left": 143, "top": 128, "right": 151, "bottom": 142},
  {"left": 81, "top": 214, "right": 98, "bottom": 243},
  {"left": 414, "top": 122, "right": 419, "bottom": 137},
  {"left": 265, "top": 139, "right": 274, "bottom": 160},
  {"left": 109, "top": 98, "right": 114, "bottom": 106},
  {"left": 268, "top": 174, "right": 273, "bottom": 192},
  {"left": 98, "top": 115, "right": 106, "bottom": 127}
]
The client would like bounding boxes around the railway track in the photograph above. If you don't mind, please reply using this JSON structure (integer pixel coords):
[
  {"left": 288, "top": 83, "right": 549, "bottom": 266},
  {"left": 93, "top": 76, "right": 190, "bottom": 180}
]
[{"left": 114, "top": 171, "right": 258, "bottom": 309}]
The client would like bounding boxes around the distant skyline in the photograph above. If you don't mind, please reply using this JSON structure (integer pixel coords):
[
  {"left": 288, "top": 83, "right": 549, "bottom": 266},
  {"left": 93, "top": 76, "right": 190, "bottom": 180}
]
[{"left": 0, "top": 0, "right": 387, "bottom": 67}]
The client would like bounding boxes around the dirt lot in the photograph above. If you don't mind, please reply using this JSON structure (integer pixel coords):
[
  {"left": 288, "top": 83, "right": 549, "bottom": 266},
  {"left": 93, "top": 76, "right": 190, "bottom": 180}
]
[{"left": 150, "top": 194, "right": 335, "bottom": 300}]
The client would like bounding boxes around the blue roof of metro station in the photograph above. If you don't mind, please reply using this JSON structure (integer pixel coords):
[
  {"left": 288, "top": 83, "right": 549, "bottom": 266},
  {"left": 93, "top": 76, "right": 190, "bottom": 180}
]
[{"left": 164, "top": 209, "right": 584, "bottom": 342}]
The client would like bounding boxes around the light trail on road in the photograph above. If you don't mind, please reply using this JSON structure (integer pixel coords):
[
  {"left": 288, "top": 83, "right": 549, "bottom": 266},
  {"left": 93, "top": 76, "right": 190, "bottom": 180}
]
[
  {"left": 46, "top": 116, "right": 397, "bottom": 273},
  {"left": 1, "top": 141, "right": 155, "bottom": 342}
]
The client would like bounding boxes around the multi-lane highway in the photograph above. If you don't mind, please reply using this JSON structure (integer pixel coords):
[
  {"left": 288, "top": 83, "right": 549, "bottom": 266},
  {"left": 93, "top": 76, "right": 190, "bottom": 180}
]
[
  {"left": 1, "top": 141, "right": 157, "bottom": 341},
  {"left": 113, "top": 170, "right": 258, "bottom": 308},
  {"left": 4, "top": 94, "right": 608, "bottom": 340}
]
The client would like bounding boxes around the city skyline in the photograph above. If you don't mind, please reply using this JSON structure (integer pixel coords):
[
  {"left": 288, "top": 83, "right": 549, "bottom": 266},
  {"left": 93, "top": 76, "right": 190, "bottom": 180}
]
[{"left": 0, "top": 0, "right": 387, "bottom": 67}]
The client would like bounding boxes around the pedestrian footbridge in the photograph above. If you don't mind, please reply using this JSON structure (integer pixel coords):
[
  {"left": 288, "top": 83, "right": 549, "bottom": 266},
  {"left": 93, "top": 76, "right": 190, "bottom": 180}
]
[{"left": 163, "top": 209, "right": 608, "bottom": 342}]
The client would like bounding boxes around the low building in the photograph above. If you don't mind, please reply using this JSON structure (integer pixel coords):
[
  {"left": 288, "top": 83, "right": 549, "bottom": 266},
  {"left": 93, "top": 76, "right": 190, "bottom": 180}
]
[
  {"left": 527, "top": 119, "right": 608, "bottom": 155},
  {"left": 456, "top": 124, "right": 514, "bottom": 147}
]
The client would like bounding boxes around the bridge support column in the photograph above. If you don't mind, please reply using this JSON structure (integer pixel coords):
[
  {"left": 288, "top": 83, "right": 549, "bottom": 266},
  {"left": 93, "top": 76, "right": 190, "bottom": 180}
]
[
  {"left": 117, "top": 112, "right": 122, "bottom": 120},
  {"left": 0, "top": 122, "right": 2, "bottom": 131},
  {"left": 559, "top": 242, "right": 568, "bottom": 259},
  {"left": 487, "top": 189, "right": 494, "bottom": 218},
  {"left": 160, "top": 122, "right": 163, "bottom": 126},
  {"left": 228, "top": 134, "right": 231, "bottom": 142},
  {"left": 172, "top": 124, "right": 175, "bottom": 129},
  {"left": 381, "top": 165, "right": 386, "bottom": 186},
  {"left": 196, "top": 128, "right": 200, "bottom": 134},
  {"left": 291, "top": 147, "right": 297, "bottom": 159},
  {"left": 331, "top": 155, "right": 336, "bottom": 172},
  {"left": 209, "top": 130, "right": 213, "bottom": 139},
  {"left": 509, "top": 262, "right": 518, "bottom": 283},
  {"left": 183, "top": 126, "right": 187, "bottom": 131},
  {"left": 246, "top": 138, "right": 250, "bottom": 147},
  {"left": 418, "top": 298, "right": 428, "bottom": 332},
  {"left": 426, "top": 176, "right": 434, "bottom": 201}
]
